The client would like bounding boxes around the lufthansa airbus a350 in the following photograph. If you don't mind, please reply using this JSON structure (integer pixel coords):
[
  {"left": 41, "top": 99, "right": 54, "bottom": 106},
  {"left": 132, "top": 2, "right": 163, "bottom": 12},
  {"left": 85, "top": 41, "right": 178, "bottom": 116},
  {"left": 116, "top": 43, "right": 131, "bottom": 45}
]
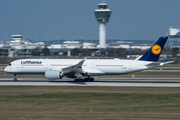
[{"left": 4, "top": 37, "right": 173, "bottom": 81}]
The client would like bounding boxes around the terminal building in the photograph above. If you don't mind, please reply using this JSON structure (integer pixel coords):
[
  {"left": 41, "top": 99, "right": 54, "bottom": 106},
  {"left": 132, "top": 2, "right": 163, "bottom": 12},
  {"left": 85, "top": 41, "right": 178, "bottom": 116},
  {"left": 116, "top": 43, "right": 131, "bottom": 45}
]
[{"left": 8, "top": 35, "right": 44, "bottom": 57}]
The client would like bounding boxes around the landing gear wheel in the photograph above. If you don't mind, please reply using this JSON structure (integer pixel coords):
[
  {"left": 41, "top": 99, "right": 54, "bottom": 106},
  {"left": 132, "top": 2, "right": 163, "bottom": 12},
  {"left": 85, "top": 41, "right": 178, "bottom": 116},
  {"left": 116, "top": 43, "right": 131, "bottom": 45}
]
[
  {"left": 90, "top": 78, "right": 94, "bottom": 82},
  {"left": 84, "top": 78, "right": 88, "bottom": 82},
  {"left": 84, "top": 77, "right": 94, "bottom": 82}
]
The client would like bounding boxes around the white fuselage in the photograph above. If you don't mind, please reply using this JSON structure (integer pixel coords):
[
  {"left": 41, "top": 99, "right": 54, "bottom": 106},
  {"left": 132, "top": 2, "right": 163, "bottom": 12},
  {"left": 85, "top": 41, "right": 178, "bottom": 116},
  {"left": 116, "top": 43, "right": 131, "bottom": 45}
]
[{"left": 4, "top": 59, "right": 154, "bottom": 77}]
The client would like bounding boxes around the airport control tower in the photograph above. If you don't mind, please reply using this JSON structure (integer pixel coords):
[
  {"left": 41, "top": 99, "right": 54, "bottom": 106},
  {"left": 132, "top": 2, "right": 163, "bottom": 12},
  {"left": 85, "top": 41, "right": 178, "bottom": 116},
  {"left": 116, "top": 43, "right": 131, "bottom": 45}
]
[{"left": 94, "top": 2, "right": 112, "bottom": 48}]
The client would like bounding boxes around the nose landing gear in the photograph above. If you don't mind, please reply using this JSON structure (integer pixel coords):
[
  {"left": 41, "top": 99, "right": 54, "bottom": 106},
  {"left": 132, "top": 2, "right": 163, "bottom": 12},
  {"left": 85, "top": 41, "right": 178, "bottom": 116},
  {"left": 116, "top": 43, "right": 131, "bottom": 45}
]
[{"left": 12, "top": 74, "right": 17, "bottom": 81}]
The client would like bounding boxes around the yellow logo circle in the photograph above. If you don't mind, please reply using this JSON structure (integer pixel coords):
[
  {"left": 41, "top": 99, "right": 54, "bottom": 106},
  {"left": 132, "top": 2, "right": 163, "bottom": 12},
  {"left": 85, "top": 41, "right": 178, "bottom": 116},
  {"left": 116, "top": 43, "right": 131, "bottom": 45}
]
[{"left": 151, "top": 44, "right": 161, "bottom": 55}]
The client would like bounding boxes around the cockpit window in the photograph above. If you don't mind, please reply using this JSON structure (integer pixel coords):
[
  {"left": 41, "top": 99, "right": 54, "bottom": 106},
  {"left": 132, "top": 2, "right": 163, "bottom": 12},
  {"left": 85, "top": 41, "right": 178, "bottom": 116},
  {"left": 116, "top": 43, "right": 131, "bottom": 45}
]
[{"left": 9, "top": 64, "right": 11, "bottom": 66}]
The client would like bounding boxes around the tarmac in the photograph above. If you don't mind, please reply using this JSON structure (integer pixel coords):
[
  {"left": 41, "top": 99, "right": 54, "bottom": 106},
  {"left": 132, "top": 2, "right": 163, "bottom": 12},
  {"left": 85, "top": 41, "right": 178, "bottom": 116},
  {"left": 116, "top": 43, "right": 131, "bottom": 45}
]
[{"left": 1, "top": 78, "right": 180, "bottom": 87}]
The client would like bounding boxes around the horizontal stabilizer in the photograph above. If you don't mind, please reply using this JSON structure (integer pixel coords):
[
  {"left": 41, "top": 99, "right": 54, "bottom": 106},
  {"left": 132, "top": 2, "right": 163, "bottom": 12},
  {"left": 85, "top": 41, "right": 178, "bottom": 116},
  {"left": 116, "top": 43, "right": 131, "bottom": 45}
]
[
  {"left": 146, "top": 61, "right": 174, "bottom": 67},
  {"left": 146, "top": 62, "right": 161, "bottom": 67},
  {"left": 160, "top": 61, "right": 174, "bottom": 66}
]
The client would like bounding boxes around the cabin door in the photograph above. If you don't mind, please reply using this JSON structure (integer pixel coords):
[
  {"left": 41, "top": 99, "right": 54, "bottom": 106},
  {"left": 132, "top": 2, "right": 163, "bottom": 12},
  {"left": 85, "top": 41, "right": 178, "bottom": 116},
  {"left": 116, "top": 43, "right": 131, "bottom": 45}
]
[
  {"left": 91, "top": 62, "right": 95, "bottom": 68},
  {"left": 128, "top": 63, "right": 132, "bottom": 69},
  {"left": 44, "top": 62, "right": 48, "bottom": 69},
  {"left": 16, "top": 61, "right": 20, "bottom": 69}
]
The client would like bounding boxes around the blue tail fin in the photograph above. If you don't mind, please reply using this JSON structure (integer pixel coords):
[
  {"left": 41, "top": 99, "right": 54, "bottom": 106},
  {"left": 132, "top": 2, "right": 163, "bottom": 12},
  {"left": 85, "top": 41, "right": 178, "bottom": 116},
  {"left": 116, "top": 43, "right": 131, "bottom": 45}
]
[{"left": 139, "top": 37, "right": 168, "bottom": 62}]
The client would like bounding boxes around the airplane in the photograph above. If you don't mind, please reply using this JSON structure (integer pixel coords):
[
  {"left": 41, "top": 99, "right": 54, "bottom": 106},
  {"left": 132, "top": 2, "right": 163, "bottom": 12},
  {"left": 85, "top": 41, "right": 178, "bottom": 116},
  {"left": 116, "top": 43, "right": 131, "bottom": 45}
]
[{"left": 4, "top": 36, "right": 173, "bottom": 82}]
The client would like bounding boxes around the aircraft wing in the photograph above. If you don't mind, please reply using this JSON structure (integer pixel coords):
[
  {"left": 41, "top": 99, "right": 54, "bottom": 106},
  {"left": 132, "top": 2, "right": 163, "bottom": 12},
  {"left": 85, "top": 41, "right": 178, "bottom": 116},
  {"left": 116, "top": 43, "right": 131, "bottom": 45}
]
[
  {"left": 62, "top": 58, "right": 86, "bottom": 75},
  {"left": 83, "top": 68, "right": 104, "bottom": 76}
]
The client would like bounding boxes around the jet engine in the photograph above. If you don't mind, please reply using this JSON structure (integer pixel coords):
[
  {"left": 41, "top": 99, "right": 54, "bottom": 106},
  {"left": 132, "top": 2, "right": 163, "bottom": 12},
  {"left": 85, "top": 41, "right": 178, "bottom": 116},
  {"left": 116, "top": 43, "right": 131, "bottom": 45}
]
[{"left": 45, "top": 70, "right": 63, "bottom": 79}]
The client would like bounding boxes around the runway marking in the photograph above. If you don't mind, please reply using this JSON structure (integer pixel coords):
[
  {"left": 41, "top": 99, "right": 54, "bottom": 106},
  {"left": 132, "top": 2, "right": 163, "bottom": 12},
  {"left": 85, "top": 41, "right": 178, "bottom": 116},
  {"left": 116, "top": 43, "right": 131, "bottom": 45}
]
[
  {"left": 0, "top": 81, "right": 180, "bottom": 87},
  {"left": 1, "top": 78, "right": 180, "bottom": 87}
]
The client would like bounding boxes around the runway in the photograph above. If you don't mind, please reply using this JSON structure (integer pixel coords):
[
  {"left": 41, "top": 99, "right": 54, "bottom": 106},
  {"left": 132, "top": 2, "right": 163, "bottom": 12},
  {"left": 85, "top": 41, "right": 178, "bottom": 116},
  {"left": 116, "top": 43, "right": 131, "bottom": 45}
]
[{"left": 1, "top": 78, "right": 180, "bottom": 87}]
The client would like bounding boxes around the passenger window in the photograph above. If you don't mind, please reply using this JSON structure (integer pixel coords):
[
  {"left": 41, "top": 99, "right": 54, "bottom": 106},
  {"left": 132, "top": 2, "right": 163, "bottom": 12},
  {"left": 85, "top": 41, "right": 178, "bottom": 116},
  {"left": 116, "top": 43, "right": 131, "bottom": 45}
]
[{"left": 9, "top": 64, "right": 11, "bottom": 66}]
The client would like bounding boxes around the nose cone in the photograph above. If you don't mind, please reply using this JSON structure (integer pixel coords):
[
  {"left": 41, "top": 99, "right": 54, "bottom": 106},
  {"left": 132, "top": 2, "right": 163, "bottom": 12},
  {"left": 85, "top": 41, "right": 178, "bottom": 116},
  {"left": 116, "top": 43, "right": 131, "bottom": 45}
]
[{"left": 4, "top": 67, "right": 8, "bottom": 72}]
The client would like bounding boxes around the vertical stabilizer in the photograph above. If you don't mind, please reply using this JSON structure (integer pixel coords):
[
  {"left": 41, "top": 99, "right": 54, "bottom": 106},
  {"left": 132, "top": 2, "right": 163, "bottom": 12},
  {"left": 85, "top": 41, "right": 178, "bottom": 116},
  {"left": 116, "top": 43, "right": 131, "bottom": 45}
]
[{"left": 139, "top": 37, "right": 168, "bottom": 62}]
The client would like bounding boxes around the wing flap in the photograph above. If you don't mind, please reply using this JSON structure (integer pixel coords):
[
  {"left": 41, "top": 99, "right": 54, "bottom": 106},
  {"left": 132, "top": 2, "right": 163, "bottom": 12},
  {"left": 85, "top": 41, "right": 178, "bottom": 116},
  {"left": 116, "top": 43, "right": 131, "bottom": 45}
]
[{"left": 83, "top": 68, "right": 104, "bottom": 76}]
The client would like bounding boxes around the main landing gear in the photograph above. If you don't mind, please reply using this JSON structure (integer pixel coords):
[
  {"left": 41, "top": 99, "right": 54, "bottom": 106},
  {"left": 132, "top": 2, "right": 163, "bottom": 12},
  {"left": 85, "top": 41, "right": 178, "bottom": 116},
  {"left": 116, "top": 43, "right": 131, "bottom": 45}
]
[
  {"left": 12, "top": 74, "right": 17, "bottom": 81},
  {"left": 74, "top": 77, "right": 94, "bottom": 82}
]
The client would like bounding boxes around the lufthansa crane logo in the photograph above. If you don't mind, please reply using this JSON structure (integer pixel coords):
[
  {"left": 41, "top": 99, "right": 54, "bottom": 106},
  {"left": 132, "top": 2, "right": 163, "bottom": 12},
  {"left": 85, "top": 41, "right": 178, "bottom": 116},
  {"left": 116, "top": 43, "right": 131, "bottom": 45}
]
[{"left": 151, "top": 44, "right": 161, "bottom": 55}]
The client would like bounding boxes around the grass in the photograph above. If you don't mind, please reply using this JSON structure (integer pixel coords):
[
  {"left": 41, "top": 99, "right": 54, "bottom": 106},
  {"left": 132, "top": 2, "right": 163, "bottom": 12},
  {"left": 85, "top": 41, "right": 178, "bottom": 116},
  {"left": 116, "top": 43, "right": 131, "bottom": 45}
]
[{"left": 0, "top": 86, "right": 180, "bottom": 120}]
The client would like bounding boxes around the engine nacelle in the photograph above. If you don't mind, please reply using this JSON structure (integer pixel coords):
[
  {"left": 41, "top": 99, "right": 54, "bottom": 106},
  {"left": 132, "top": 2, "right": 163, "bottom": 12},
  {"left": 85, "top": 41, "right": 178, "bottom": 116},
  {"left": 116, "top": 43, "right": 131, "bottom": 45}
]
[{"left": 45, "top": 70, "right": 63, "bottom": 79}]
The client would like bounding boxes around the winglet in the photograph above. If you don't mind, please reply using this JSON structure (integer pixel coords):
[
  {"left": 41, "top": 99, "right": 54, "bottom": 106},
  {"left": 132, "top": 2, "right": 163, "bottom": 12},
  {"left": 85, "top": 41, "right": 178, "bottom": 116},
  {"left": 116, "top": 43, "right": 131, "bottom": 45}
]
[
  {"left": 62, "top": 58, "right": 86, "bottom": 74},
  {"left": 139, "top": 37, "right": 168, "bottom": 62},
  {"left": 75, "top": 57, "right": 87, "bottom": 67}
]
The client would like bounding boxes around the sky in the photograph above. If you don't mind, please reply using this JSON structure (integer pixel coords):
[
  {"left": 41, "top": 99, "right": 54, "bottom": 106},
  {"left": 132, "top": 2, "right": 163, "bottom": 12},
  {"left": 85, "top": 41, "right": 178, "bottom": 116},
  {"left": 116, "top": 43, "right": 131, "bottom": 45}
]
[{"left": 0, "top": 0, "right": 180, "bottom": 41}]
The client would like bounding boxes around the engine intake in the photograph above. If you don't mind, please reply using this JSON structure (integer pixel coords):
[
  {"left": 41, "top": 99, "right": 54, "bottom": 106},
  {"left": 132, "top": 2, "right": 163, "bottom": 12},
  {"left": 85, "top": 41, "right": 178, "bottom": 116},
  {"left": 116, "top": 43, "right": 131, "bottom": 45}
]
[{"left": 45, "top": 70, "right": 63, "bottom": 79}]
